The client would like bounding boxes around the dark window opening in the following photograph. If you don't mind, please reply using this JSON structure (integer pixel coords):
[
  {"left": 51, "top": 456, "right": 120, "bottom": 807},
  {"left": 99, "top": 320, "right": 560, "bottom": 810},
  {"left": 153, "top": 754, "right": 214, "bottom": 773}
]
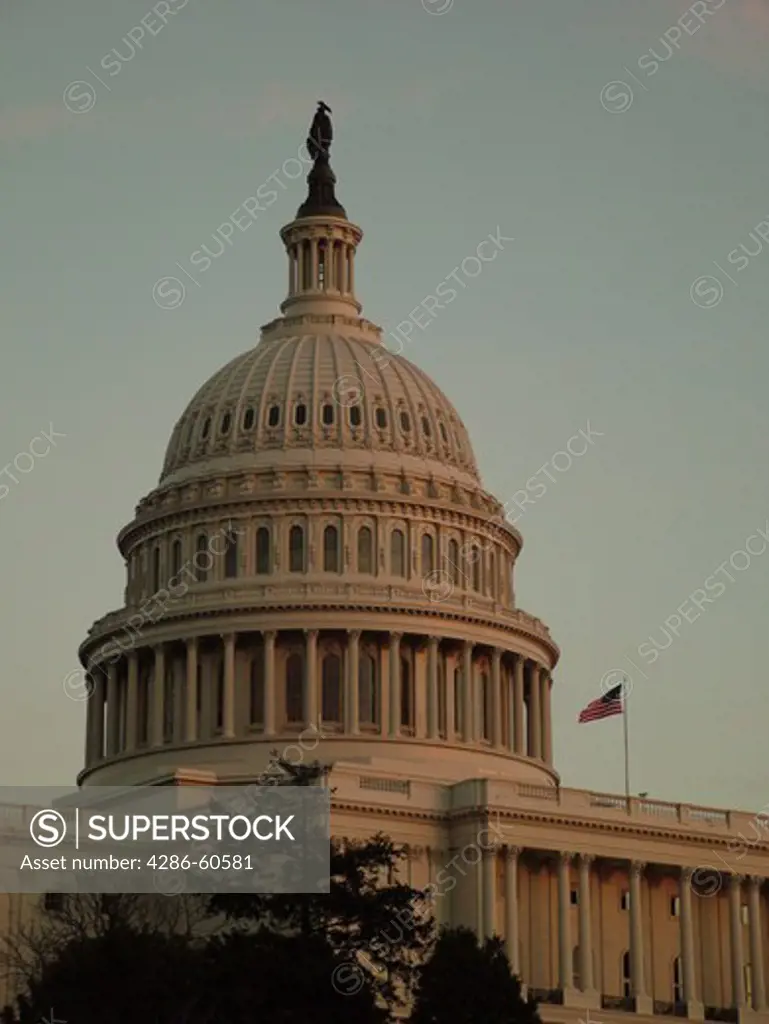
[
  {"left": 322, "top": 403, "right": 334, "bottom": 426},
  {"left": 295, "top": 403, "right": 307, "bottom": 426},
  {"left": 267, "top": 405, "right": 280, "bottom": 428},
  {"left": 220, "top": 412, "right": 231, "bottom": 435},
  {"left": 400, "top": 411, "right": 411, "bottom": 432},
  {"left": 256, "top": 526, "right": 271, "bottom": 574},
  {"left": 375, "top": 407, "right": 387, "bottom": 429},
  {"left": 243, "top": 407, "right": 255, "bottom": 430},
  {"left": 349, "top": 405, "right": 362, "bottom": 427}
]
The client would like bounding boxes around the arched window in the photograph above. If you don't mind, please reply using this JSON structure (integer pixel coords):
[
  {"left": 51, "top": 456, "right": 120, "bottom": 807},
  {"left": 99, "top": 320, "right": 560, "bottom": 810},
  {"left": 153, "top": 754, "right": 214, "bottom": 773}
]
[
  {"left": 289, "top": 525, "right": 305, "bottom": 573},
  {"left": 195, "top": 533, "right": 209, "bottom": 582},
  {"left": 255, "top": 526, "right": 271, "bottom": 575},
  {"left": 481, "top": 671, "right": 491, "bottom": 740},
  {"left": 472, "top": 546, "right": 481, "bottom": 591},
  {"left": 400, "top": 657, "right": 412, "bottom": 729},
  {"left": 391, "top": 529, "right": 406, "bottom": 577},
  {"left": 400, "top": 411, "right": 411, "bottom": 433},
  {"left": 321, "top": 654, "right": 342, "bottom": 723},
  {"left": 357, "top": 526, "right": 373, "bottom": 574},
  {"left": 323, "top": 525, "right": 340, "bottom": 573},
  {"left": 250, "top": 655, "right": 264, "bottom": 725},
  {"left": 321, "top": 403, "right": 334, "bottom": 426},
  {"left": 243, "top": 407, "right": 255, "bottom": 430},
  {"left": 224, "top": 527, "right": 238, "bottom": 579},
  {"left": 152, "top": 546, "right": 160, "bottom": 592},
  {"left": 448, "top": 539, "right": 460, "bottom": 585},
  {"left": 220, "top": 411, "right": 231, "bottom": 435},
  {"left": 359, "top": 651, "right": 378, "bottom": 725},
  {"left": 294, "top": 403, "right": 307, "bottom": 427},
  {"left": 171, "top": 539, "right": 182, "bottom": 577},
  {"left": 201, "top": 416, "right": 211, "bottom": 440},
  {"left": 375, "top": 407, "right": 387, "bottom": 429},
  {"left": 267, "top": 405, "right": 280, "bottom": 428},
  {"left": 421, "top": 534, "right": 434, "bottom": 575},
  {"left": 285, "top": 653, "right": 304, "bottom": 723},
  {"left": 349, "top": 405, "right": 362, "bottom": 428},
  {"left": 673, "top": 957, "right": 684, "bottom": 1003},
  {"left": 622, "top": 951, "right": 631, "bottom": 998},
  {"left": 215, "top": 662, "right": 224, "bottom": 731}
]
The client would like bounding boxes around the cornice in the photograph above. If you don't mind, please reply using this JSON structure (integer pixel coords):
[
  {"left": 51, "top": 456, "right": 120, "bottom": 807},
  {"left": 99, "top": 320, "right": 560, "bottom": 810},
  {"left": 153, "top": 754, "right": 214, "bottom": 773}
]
[
  {"left": 118, "top": 470, "right": 520, "bottom": 552},
  {"left": 80, "top": 592, "right": 559, "bottom": 665},
  {"left": 450, "top": 806, "right": 769, "bottom": 853}
]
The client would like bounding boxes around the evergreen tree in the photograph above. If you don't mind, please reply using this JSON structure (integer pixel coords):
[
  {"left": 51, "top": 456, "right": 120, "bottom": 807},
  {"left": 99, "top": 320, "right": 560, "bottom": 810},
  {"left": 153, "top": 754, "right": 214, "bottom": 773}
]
[{"left": 411, "top": 927, "right": 540, "bottom": 1024}]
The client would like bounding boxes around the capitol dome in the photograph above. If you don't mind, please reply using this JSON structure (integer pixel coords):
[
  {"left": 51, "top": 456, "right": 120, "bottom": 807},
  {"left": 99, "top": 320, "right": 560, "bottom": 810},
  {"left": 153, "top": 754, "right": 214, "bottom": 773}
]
[
  {"left": 78, "top": 123, "right": 558, "bottom": 792},
  {"left": 159, "top": 334, "right": 481, "bottom": 490}
]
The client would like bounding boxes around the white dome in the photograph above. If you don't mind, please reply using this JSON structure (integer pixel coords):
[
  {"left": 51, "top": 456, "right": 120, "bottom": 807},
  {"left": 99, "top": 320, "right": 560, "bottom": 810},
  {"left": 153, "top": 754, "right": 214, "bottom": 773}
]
[{"left": 160, "top": 333, "right": 481, "bottom": 489}]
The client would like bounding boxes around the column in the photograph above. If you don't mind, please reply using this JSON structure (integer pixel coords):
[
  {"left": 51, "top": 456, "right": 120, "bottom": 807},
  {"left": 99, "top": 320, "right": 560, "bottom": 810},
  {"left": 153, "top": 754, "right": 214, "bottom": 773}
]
[
  {"left": 288, "top": 245, "right": 295, "bottom": 295},
  {"left": 513, "top": 655, "right": 524, "bottom": 754},
  {"left": 492, "top": 648, "right": 502, "bottom": 749},
  {"left": 748, "top": 875, "right": 766, "bottom": 1011},
  {"left": 558, "top": 852, "right": 574, "bottom": 991},
  {"left": 528, "top": 663, "right": 541, "bottom": 759},
  {"left": 85, "top": 671, "right": 104, "bottom": 765},
  {"left": 222, "top": 633, "right": 236, "bottom": 739},
  {"left": 151, "top": 644, "right": 165, "bottom": 747},
  {"left": 684, "top": 868, "right": 704, "bottom": 1011},
  {"left": 326, "top": 239, "right": 335, "bottom": 291},
  {"left": 389, "top": 632, "right": 401, "bottom": 738},
  {"left": 309, "top": 238, "right": 318, "bottom": 289},
  {"left": 347, "top": 630, "right": 360, "bottom": 735},
  {"left": 263, "top": 631, "right": 276, "bottom": 737},
  {"left": 630, "top": 862, "right": 648, "bottom": 1003},
  {"left": 505, "top": 846, "right": 521, "bottom": 976},
  {"left": 578, "top": 855, "right": 595, "bottom": 992},
  {"left": 126, "top": 652, "right": 138, "bottom": 751},
  {"left": 445, "top": 654, "right": 455, "bottom": 738},
  {"left": 427, "top": 637, "right": 439, "bottom": 739},
  {"left": 483, "top": 845, "right": 497, "bottom": 938},
  {"left": 105, "top": 662, "right": 120, "bottom": 757},
  {"left": 305, "top": 630, "right": 318, "bottom": 726},
  {"left": 348, "top": 245, "right": 355, "bottom": 294},
  {"left": 462, "top": 641, "right": 474, "bottom": 742},
  {"left": 297, "top": 243, "right": 305, "bottom": 292},
  {"left": 542, "top": 673, "right": 553, "bottom": 764},
  {"left": 729, "top": 874, "right": 747, "bottom": 1009},
  {"left": 184, "top": 638, "right": 198, "bottom": 742}
]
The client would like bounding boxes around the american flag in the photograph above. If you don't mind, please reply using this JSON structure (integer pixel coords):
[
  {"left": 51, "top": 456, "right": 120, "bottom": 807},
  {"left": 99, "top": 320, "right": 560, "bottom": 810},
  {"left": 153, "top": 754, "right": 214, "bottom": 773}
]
[{"left": 577, "top": 684, "right": 624, "bottom": 724}]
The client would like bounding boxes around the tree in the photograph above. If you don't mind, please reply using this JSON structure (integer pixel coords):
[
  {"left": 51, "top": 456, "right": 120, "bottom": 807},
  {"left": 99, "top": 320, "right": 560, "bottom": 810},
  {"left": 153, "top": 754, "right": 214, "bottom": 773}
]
[
  {"left": 210, "top": 757, "right": 434, "bottom": 1009},
  {"left": 8, "top": 927, "right": 204, "bottom": 1024},
  {"left": 0, "top": 892, "right": 214, "bottom": 1002},
  {"left": 411, "top": 927, "right": 540, "bottom": 1024},
  {"left": 196, "top": 928, "right": 386, "bottom": 1024}
]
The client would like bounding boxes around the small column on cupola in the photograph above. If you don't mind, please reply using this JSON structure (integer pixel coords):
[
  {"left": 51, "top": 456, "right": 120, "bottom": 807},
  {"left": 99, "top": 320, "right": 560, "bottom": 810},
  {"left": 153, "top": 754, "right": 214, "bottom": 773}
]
[{"left": 279, "top": 101, "right": 363, "bottom": 319}]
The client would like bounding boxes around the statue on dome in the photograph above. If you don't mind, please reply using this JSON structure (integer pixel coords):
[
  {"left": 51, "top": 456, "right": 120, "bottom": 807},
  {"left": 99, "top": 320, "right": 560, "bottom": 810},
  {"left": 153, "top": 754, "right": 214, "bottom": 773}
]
[{"left": 307, "top": 101, "right": 333, "bottom": 163}]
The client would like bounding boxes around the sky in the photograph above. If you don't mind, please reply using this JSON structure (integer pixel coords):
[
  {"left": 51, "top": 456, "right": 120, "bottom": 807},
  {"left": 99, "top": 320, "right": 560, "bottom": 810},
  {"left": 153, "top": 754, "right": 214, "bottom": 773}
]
[{"left": 1, "top": 0, "right": 769, "bottom": 812}]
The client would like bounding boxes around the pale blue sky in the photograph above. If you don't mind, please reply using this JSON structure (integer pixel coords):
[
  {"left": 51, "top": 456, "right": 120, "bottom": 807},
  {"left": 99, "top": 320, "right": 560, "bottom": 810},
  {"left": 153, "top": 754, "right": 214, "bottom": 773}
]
[{"left": 2, "top": 0, "right": 769, "bottom": 810}]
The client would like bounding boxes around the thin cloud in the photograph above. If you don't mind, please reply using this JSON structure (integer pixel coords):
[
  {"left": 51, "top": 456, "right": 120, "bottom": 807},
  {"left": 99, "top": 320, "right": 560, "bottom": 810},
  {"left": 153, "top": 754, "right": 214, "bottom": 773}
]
[{"left": 0, "top": 103, "right": 72, "bottom": 143}]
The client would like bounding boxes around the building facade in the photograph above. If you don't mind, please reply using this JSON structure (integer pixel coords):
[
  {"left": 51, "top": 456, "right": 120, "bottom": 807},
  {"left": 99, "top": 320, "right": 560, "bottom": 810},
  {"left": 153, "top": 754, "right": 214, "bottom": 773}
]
[{"left": 61, "top": 132, "right": 769, "bottom": 1023}]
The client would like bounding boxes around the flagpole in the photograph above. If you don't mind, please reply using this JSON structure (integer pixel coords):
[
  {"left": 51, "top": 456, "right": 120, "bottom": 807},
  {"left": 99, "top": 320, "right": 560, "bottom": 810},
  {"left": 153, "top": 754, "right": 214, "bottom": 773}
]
[{"left": 623, "top": 679, "right": 630, "bottom": 801}]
